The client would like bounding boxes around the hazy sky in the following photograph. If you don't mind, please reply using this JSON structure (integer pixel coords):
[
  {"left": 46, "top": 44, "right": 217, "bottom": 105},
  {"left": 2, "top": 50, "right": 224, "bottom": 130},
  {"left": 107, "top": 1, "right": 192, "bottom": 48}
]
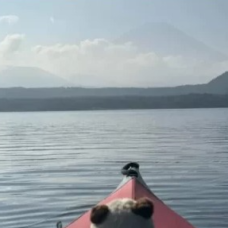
[{"left": 0, "top": 0, "right": 228, "bottom": 87}]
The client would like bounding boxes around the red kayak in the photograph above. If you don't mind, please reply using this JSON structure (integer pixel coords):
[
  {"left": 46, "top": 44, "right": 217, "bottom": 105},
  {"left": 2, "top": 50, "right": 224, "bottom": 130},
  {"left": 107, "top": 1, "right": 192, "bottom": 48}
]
[{"left": 62, "top": 162, "right": 196, "bottom": 228}]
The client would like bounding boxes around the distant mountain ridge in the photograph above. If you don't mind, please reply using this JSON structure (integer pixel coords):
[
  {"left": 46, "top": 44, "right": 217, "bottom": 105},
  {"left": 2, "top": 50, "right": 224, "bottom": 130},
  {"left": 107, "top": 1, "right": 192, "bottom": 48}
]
[
  {"left": 0, "top": 66, "right": 71, "bottom": 88},
  {"left": 0, "top": 72, "right": 227, "bottom": 99},
  {"left": 115, "top": 22, "right": 228, "bottom": 62}
]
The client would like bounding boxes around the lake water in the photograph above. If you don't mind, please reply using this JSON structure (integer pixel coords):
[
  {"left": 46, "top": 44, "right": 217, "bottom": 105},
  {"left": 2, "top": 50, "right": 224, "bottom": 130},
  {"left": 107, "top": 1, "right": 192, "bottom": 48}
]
[{"left": 0, "top": 109, "right": 228, "bottom": 228}]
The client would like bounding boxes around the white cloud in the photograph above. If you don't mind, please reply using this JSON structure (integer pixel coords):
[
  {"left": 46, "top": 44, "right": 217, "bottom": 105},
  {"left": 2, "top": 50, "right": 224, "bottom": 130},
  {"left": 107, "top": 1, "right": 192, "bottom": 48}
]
[
  {"left": 0, "top": 34, "right": 25, "bottom": 63},
  {"left": 32, "top": 39, "right": 213, "bottom": 86},
  {"left": 0, "top": 15, "right": 19, "bottom": 25},
  {"left": 1, "top": 36, "right": 227, "bottom": 87}
]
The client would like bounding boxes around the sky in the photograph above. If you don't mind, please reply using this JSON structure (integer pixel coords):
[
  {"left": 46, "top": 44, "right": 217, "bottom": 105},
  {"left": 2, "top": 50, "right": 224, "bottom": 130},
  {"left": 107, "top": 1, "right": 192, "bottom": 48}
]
[{"left": 0, "top": 0, "right": 228, "bottom": 87}]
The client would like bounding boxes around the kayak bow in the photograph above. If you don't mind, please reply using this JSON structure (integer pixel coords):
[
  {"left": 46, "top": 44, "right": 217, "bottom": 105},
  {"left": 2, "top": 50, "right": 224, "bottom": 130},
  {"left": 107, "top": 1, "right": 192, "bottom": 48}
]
[{"left": 64, "top": 162, "right": 196, "bottom": 228}]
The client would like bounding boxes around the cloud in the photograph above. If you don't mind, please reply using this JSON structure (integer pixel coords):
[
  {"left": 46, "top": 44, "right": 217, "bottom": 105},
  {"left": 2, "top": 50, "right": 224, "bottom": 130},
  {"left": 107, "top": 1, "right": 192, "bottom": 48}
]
[
  {"left": 32, "top": 39, "right": 211, "bottom": 86},
  {"left": 0, "top": 34, "right": 25, "bottom": 59},
  {"left": 0, "top": 15, "right": 19, "bottom": 25},
  {"left": 50, "top": 17, "right": 55, "bottom": 23},
  {"left": 1, "top": 36, "right": 228, "bottom": 87}
]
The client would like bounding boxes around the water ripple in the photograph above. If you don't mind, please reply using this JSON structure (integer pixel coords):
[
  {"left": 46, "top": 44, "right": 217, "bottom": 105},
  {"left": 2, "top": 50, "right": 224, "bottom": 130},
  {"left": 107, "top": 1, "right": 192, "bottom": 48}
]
[{"left": 0, "top": 109, "right": 228, "bottom": 228}]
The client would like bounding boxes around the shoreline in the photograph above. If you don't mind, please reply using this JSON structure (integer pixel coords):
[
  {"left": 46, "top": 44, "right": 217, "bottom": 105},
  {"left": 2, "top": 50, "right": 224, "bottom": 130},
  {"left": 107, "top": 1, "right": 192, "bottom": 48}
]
[{"left": 0, "top": 94, "right": 227, "bottom": 112}]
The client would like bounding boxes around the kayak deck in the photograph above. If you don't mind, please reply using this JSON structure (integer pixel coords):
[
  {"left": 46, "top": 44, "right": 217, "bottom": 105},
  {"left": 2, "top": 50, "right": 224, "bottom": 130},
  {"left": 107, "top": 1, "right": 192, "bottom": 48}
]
[{"left": 64, "top": 162, "right": 196, "bottom": 228}]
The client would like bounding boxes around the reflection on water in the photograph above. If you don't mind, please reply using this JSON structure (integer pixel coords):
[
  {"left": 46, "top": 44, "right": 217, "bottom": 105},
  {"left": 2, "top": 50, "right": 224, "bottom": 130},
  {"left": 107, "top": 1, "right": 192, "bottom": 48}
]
[{"left": 0, "top": 109, "right": 228, "bottom": 228}]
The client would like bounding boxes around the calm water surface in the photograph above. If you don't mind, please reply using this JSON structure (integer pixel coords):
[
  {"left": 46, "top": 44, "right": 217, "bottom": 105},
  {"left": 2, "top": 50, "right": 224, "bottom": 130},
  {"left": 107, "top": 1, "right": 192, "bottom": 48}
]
[{"left": 0, "top": 109, "right": 228, "bottom": 228}]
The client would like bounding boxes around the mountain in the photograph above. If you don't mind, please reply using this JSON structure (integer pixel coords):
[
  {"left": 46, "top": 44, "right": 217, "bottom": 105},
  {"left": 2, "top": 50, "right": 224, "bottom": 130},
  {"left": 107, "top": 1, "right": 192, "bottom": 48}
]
[
  {"left": 0, "top": 66, "right": 71, "bottom": 88},
  {"left": 0, "top": 72, "right": 227, "bottom": 99},
  {"left": 207, "top": 71, "right": 228, "bottom": 93},
  {"left": 115, "top": 22, "right": 227, "bottom": 62}
]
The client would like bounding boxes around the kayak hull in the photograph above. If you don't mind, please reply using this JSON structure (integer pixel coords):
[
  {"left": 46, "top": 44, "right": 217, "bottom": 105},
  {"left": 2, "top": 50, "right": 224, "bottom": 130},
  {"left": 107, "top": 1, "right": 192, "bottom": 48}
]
[{"left": 65, "top": 163, "right": 196, "bottom": 228}]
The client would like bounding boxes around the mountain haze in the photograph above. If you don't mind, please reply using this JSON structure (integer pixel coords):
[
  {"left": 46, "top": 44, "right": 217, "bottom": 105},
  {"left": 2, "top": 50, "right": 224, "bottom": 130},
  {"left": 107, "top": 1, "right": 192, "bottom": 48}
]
[
  {"left": 0, "top": 66, "right": 71, "bottom": 88},
  {"left": 116, "top": 22, "right": 227, "bottom": 62},
  {"left": 0, "top": 72, "right": 227, "bottom": 99}
]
